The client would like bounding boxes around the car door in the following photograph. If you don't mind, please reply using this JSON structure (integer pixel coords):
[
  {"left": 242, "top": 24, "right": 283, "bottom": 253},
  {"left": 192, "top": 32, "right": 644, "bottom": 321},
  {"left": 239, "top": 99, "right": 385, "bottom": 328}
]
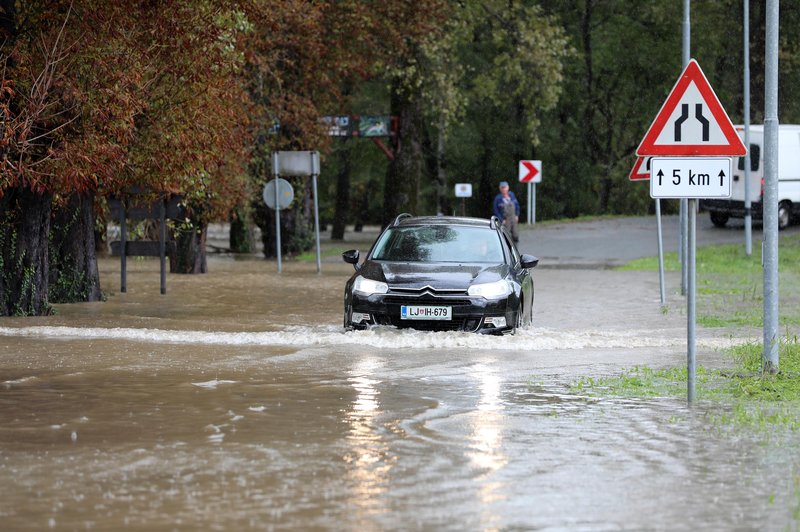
[{"left": 500, "top": 229, "right": 532, "bottom": 316}]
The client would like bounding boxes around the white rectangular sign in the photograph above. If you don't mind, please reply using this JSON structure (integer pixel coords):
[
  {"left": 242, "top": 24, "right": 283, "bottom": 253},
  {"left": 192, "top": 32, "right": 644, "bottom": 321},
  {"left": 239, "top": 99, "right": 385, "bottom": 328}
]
[
  {"left": 272, "top": 150, "right": 321, "bottom": 176},
  {"left": 650, "top": 157, "right": 732, "bottom": 199},
  {"left": 454, "top": 183, "right": 473, "bottom": 198}
]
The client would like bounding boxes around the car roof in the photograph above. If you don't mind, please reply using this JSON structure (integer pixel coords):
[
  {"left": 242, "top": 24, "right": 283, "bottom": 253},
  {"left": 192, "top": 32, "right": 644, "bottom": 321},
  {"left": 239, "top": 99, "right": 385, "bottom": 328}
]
[{"left": 393, "top": 215, "right": 495, "bottom": 229}]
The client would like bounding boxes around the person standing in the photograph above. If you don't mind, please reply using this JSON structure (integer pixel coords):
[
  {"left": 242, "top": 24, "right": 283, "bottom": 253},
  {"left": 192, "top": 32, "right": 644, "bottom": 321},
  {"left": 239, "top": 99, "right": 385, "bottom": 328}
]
[{"left": 493, "top": 181, "right": 520, "bottom": 242}]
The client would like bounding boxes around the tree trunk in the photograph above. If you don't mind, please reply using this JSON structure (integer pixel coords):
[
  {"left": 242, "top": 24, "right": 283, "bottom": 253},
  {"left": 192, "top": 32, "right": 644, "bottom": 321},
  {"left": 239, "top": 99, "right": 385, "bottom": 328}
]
[
  {"left": 171, "top": 222, "right": 207, "bottom": 274},
  {"left": 331, "top": 139, "right": 352, "bottom": 240},
  {"left": 383, "top": 80, "right": 424, "bottom": 226},
  {"left": 229, "top": 207, "right": 256, "bottom": 253},
  {"left": 48, "top": 192, "right": 102, "bottom": 303},
  {"left": 435, "top": 117, "right": 450, "bottom": 216},
  {"left": 0, "top": 187, "right": 53, "bottom": 316}
]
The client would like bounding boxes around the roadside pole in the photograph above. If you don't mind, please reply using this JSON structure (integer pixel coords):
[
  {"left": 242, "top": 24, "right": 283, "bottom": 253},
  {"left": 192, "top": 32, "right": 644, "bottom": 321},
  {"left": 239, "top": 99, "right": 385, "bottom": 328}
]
[
  {"left": 312, "top": 173, "right": 322, "bottom": 273},
  {"left": 743, "top": 0, "right": 753, "bottom": 257},
  {"left": 679, "top": 0, "right": 691, "bottom": 296},
  {"left": 271, "top": 153, "right": 282, "bottom": 273},
  {"left": 274, "top": 175, "right": 282, "bottom": 274},
  {"left": 655, "top": 199, "right": 666, "bottom": 305},
  {"left": 527, "top": 182, "right": 532, "bottom": 224},
  {"left": 531, "top": 183, "right": 537, "bottom": 225},
  {"left": 638, "top": 60, "right": 746, "bottom": 404},
  {"left": 687, "top": 198, "right": 697, "bottom": 401},
  {"left": 763, "top": 0, "right": 779, "bottom": 373}
]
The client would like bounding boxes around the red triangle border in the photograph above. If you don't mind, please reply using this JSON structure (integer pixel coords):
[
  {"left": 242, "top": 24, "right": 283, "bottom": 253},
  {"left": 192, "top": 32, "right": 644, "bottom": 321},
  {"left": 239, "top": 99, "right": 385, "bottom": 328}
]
[{"left": 636, "top": 59, "right": 747, "bottom": 156}]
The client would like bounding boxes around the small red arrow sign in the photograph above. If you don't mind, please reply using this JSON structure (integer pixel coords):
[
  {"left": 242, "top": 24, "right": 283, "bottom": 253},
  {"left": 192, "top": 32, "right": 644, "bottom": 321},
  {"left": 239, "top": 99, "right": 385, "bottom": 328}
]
[{"left": 519, "top": 160, "right": 542, "bottom": 183}]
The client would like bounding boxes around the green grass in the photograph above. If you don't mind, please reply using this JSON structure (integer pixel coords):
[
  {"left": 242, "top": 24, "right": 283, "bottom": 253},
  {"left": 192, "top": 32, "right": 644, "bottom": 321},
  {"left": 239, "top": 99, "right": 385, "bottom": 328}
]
[
  {"left": 573, "top": 336, "right": 800, "bottom": 428},
  {"left": 620, "top": 234, "right": 800, "bottom": 327}
]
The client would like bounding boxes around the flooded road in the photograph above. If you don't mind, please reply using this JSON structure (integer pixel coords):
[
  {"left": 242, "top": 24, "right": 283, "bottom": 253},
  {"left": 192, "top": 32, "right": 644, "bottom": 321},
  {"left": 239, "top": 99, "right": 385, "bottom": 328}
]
[{"left": 1, "top": 257, "right": 797, "bottom": 529}]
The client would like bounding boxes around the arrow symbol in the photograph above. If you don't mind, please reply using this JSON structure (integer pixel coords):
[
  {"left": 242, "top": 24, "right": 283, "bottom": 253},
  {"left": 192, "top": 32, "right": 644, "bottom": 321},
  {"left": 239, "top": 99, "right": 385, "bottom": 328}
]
[
  {"left": 656, "top": 169, "right": 664, "bottom": 186},
  {"left": 521, "top": 161, "right": 539, "bottom": 182},
  {"left": 718, "top": 169, "right": 726, "bottom": 186}
]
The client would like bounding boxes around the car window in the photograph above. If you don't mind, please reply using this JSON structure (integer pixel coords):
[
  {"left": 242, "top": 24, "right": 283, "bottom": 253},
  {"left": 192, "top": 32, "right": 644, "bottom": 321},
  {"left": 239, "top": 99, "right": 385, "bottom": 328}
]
[
  {"left": 737, "top": 143, "right": 760, "bottom": 171},
  {"left": 502, "top": 230, "right": 520, "bottom": 265},
  {"left": 372, "top": 225, "right": 504, "bottom": 263}
]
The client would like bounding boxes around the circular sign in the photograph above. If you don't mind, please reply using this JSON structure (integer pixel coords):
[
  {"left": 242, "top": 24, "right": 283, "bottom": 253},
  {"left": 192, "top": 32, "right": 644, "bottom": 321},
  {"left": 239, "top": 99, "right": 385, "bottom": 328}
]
[{"left": 263, "top": 178, "right": 294, "bottom": 210}]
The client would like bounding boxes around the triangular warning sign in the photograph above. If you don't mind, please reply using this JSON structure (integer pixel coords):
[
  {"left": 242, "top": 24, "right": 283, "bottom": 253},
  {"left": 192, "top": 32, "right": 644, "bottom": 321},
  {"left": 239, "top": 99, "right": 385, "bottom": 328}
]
[
  {"left": 629, "top": 156, "right": 651, "bottom": 181},
  {"left": 637, "top": 59, "right": 746, "bottom": 156}
]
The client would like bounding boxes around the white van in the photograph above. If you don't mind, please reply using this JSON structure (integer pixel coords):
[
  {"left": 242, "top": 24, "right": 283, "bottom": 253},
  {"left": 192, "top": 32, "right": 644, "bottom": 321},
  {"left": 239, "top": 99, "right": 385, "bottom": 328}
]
[{"left": 700, "top": 124, "right": 800, "bottom": 230}]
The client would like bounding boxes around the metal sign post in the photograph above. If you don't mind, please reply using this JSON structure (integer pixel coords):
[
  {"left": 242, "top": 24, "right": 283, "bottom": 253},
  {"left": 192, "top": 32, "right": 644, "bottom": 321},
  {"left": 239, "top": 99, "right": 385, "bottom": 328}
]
[
  {"left": 527, "top": 182, "right": 532, "bottom": 224},
  {"left": 763, "top": 0, "right": 779, "bottom": 372},
  {"left": 651, "top": 157, "right": 733, "bottom": 402},
  {"left": 743, "top": 0, "right": 753, "bottom": 257},
  {"left": 262, "top": 177, "right": 295, "bottom": 271},
  {"left": 271, "top": 151, "right": 322, "bottom": 273},
  {"left": 638, "top": 59, "right": 746, "bottom": 403},
  {"left": 270, "top": 153, "right": 282, "bottom": 273}
]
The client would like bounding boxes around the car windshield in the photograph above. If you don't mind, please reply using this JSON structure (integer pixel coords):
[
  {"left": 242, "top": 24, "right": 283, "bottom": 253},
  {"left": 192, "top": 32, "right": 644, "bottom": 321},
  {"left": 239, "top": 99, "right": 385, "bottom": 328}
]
[{"left": 371, "top": 225, "right": 504, "bottom": 263}]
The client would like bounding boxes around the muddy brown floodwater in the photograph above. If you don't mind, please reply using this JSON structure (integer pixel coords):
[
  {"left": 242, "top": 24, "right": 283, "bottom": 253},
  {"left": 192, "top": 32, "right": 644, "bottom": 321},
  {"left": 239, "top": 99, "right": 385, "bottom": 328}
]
[{"left": 1, "top": 256, "right": 798, "bottom": 530}]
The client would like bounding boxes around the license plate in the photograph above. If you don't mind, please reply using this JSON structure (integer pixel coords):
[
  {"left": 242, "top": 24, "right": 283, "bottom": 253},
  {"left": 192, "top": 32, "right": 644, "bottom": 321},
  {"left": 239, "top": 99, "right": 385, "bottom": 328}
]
[{"left": 400, "top": 305, "right": 452, "bottom": 320}]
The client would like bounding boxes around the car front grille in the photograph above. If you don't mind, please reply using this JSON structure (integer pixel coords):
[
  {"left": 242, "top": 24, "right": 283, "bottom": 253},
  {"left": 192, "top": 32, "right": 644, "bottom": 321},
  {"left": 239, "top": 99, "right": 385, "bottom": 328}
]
[
  {"left": 382, "top": 296, "right": 472, "bottom": 307},
  {"left": 389, "top": 286, "right": 468, "bottom": 297},
  {"left": 375, "top": 315, "right": 481, "bottom": 332}
]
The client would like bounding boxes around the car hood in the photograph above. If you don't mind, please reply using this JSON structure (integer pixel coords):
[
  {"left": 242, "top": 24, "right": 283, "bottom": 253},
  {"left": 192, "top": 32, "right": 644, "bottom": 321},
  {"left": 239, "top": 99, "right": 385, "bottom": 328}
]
[{"left": 360, "top": 261, "right": 508, "bottom": 290}]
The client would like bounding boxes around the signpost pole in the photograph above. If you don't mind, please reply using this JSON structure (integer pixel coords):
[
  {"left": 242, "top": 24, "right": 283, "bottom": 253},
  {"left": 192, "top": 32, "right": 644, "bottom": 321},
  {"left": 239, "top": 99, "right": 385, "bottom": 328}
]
[
  {"left": 527, "top": 182, "right": 532, "bottom": 225},
  {"left": 531, "top": 183, "right": 537, "bottom": 225},
  {"left": 275, "top": 181, "right": 282, "bottom": 274},
  {"left": 743, "top": 0, "right": 753, "bottom": 257},
  {"left": 655, "top": 200, "right": 666, "bottom": 305},
  {"left": 312, "top": 173, "right": 322, "bottom": 273},
  {"left": 680, "top": 0, "right": 691, "bottom": 297},
  {"left": 763, "top": 0, "right": 779, "bottom": 372},
  {"left": 272, "top": 153, "right": 282, "bottom": 274},
  {"left": 687, "top": 198, "right": 697, "bottom": 402}
]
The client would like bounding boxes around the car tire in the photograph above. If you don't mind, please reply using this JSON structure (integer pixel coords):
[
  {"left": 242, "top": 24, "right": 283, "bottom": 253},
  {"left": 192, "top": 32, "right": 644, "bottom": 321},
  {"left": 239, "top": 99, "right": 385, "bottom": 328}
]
[
  {"left": 709, "top": 211, "right": 729, "bottom": 228},
  {"left": 779, "top": 201, "right": 792, "bottom": 231},
  {"left": 511, "top": 298, "right": 524, "bottom": 335}
]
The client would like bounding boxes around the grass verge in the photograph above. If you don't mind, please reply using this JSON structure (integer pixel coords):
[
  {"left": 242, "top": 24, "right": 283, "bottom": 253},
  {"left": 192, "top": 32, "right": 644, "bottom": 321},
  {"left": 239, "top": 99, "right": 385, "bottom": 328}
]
[
  {"left": 619, "top": 233, "right": 800, "bottom": 327},
  {"left": 573, "top": 335, "right": 800, "bottom": 428}
]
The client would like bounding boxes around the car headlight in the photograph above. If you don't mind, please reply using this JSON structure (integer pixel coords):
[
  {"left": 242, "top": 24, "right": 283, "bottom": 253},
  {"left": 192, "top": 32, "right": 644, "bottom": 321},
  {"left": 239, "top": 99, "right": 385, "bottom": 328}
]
[
  {"left": 353, "top": 275, "right": 388, "bottom": 296},
  {"left": 468, "top": 280, "right": 511, "bottom": 299}
]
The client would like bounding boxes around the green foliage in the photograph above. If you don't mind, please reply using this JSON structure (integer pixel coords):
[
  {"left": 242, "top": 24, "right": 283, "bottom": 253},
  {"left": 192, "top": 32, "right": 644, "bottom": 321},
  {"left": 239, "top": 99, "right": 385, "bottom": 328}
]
[{"left": 573, "top": 336, "right": 800, "bottom": 429}]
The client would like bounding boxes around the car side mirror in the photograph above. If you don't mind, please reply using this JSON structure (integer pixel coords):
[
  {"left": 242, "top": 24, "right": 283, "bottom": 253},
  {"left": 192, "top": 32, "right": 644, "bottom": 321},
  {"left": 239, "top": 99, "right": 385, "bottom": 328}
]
[
  {"left": 520, "top": 254, "right": 539, "bottom": 269},
  {"left": 342, "top": 249, "right": 361, "bottom": 271}
]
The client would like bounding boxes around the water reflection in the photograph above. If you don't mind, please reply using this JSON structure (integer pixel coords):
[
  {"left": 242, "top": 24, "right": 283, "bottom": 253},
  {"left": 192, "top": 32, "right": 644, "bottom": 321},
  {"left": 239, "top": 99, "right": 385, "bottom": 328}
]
[
  {"left": 344, "top": 356, "right": 391, "bottom": 520},
  {"left": 467, "top": 363, "right": 509, "bottom": 528}
]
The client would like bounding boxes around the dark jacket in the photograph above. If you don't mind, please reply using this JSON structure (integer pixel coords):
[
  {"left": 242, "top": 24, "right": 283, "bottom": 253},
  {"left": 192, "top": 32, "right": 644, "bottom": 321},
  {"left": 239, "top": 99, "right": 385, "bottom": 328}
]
[{"left": 493, "top": 192, "right": 520, "bottom": 221}]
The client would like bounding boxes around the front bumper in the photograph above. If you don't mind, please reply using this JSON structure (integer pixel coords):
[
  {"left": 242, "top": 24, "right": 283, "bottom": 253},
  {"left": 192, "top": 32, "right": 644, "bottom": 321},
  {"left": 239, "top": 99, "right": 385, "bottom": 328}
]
[
  {"left": 347, "top": 291, "right": 516, "bottom": 333},
  {"left": 700, "top": 199, "right": 763, "bottom": 218}
]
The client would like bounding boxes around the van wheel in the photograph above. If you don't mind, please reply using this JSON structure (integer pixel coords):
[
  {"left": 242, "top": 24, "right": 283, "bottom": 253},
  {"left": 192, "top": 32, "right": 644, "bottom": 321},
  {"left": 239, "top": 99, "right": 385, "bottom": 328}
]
[
  {"left": 709, "top": 211, "right": 729, "bottom": 228},
  {"left": 779, "top": 201, "right": 791, "bottom": 231}
]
